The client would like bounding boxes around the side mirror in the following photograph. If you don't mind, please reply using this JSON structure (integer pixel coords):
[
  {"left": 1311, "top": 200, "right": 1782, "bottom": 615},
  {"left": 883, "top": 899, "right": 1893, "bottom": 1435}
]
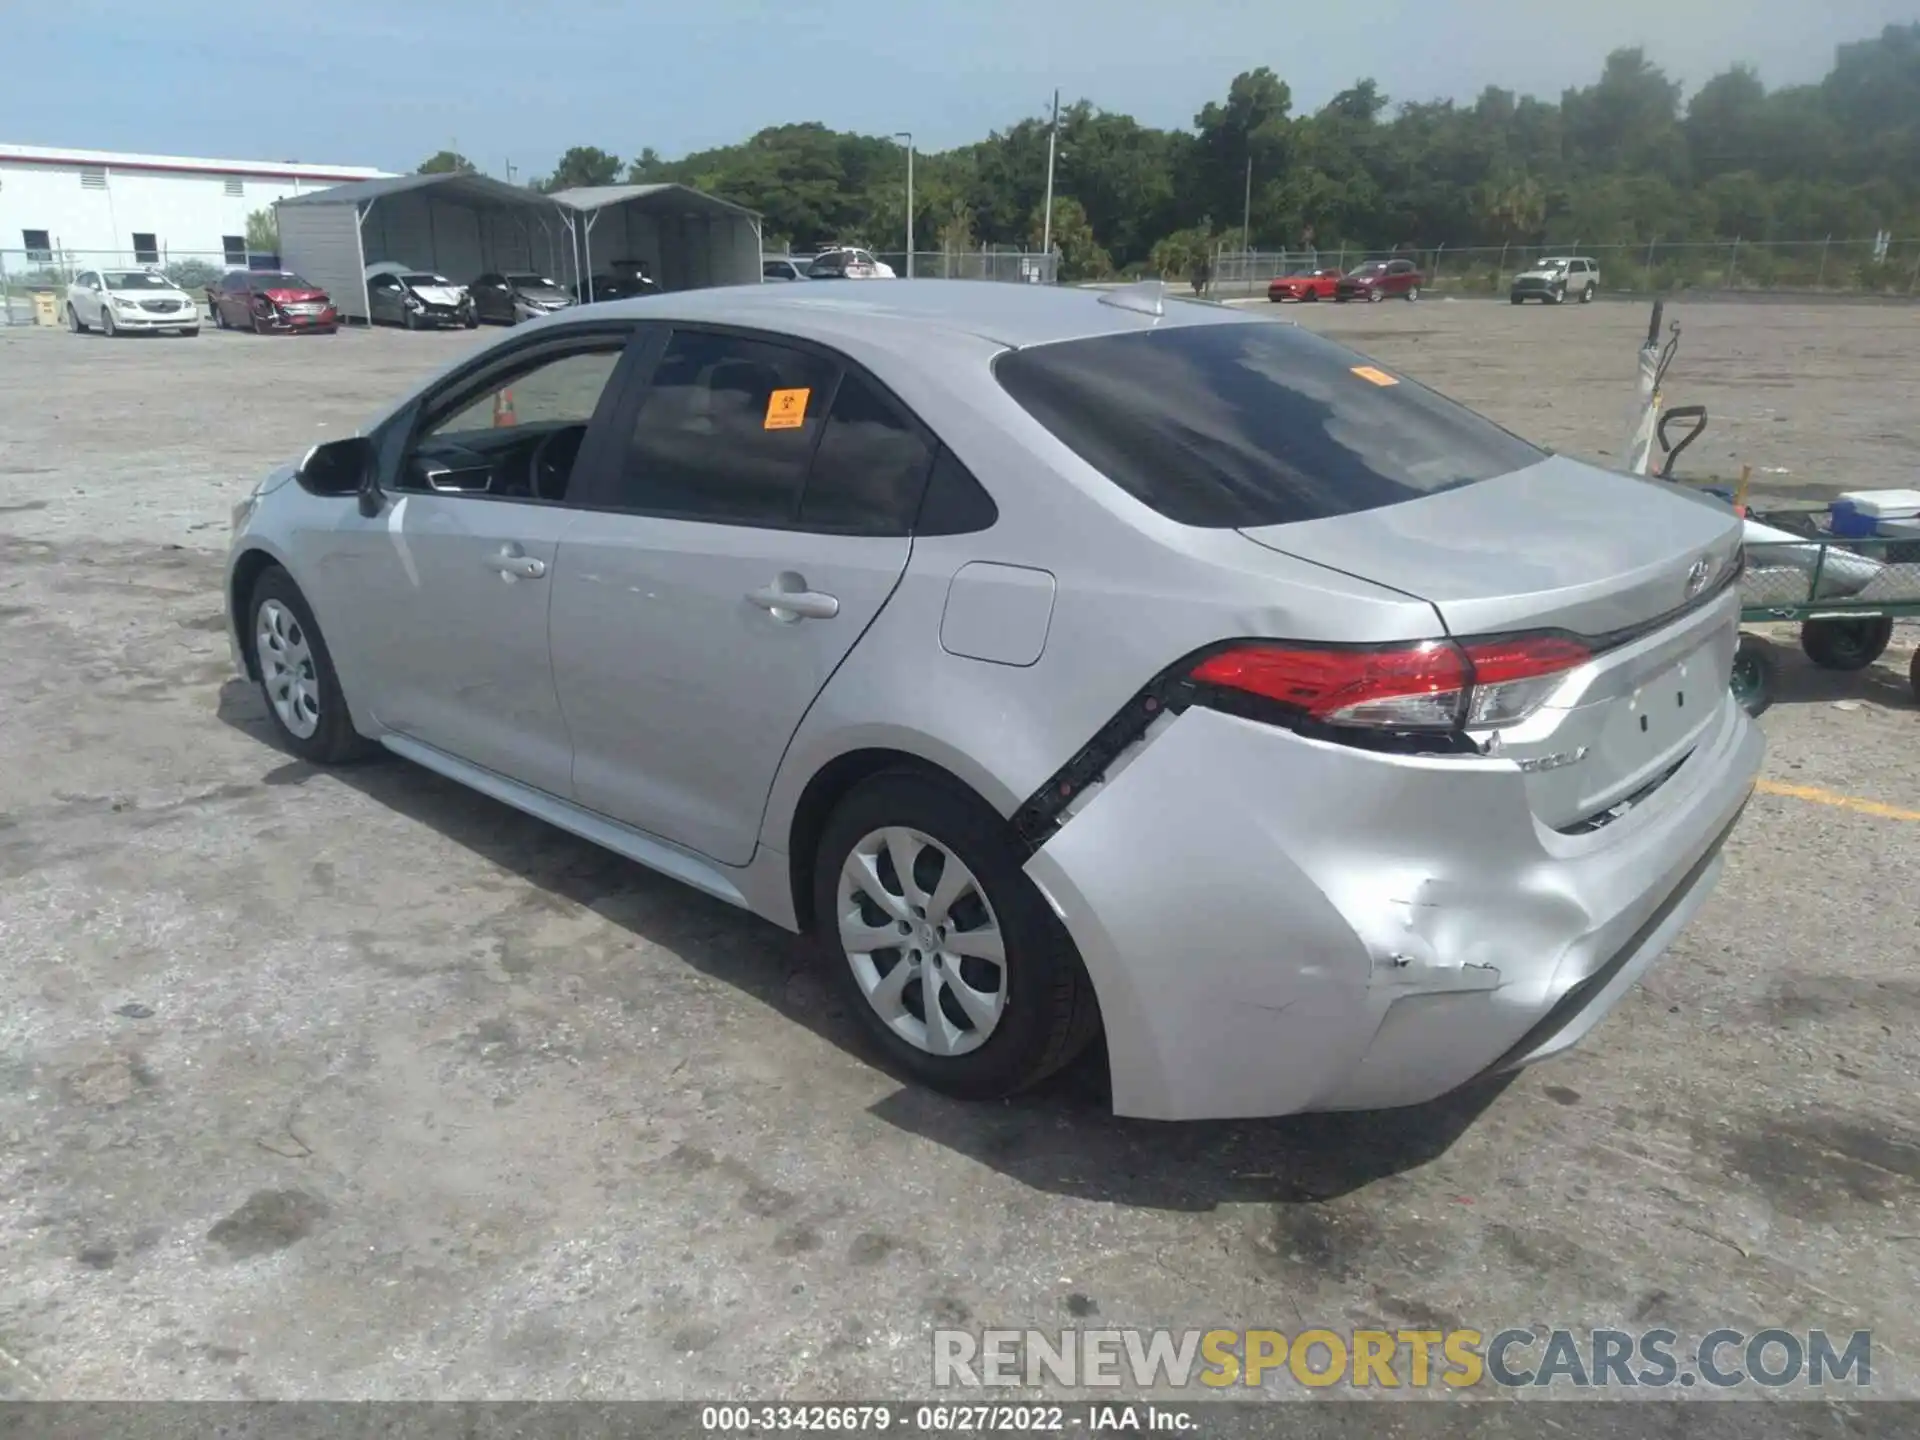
[{"left": 296, "top": 435, "right": 376, "bottom": 499}]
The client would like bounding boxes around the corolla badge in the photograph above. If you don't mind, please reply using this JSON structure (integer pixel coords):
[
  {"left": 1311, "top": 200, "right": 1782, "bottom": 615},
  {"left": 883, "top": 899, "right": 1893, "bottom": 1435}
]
[{"left": 1685, "top": 556, "right": 1714, "bottom": 599}]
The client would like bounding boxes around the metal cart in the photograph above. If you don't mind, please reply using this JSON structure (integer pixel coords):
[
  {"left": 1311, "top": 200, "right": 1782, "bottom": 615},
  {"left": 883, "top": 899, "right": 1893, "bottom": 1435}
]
[{"left": 1732, "top": 521, "right": 1920, "bottom": 715}]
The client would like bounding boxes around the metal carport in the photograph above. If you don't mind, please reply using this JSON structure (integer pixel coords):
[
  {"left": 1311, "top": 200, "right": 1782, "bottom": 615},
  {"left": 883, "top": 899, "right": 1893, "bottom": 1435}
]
[
  {"left": 549, "top": 184, "right": 763, "bottom": 298},
  {"left": 275, "top": 173, "right": 572, "bottom": 323}
]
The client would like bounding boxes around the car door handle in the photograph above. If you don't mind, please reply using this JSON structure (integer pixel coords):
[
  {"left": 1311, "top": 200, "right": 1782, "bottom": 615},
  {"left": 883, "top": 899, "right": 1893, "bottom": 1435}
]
[
  {"left": 747, "top": 577, "right": 839, "bottom": 622},
  {"left": 487, "top": 548, "right": 546, "bottom": 580}
]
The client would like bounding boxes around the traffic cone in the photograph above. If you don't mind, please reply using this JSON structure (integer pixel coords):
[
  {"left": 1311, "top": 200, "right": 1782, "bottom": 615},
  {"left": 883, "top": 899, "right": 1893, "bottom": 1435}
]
[{"left": 493, "top": 387, "right": 517, "bottom": 428}]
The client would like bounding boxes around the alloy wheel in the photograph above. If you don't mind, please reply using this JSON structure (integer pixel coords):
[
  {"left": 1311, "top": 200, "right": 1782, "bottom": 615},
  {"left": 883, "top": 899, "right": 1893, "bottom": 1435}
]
[
  {"left": 256, "top": 598, "right": 321, "bottom": 739},
  {"left": 837, "top": 826, "right": 1007, "bottom": 1057}
]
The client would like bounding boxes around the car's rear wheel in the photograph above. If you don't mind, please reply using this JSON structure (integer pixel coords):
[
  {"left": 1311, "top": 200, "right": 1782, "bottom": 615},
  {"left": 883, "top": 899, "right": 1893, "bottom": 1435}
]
[
  {"left": 67, "top": 304, "right": 87, "bottom": 333},
  {"left": 1909, "top": 645, "right": 1920, "bottom": 707},
  {"left": 247, "top": 566, "right": 376, "bottom": 765},
  {"left": 1581, "top": 284, "right": 1597, "bottom": 303},
  {"left": 1510, "top": 294, "right": 1525, "bottom": 305},
  {"left": 1405, "top": 285, "right": 1421, "bottom": 302},
  {"left": 1800, "top": 615, "right": 1893, "bottom": 671},
  {"left": 814, "top": 770, "right": 1100, "bottom": 1100}
]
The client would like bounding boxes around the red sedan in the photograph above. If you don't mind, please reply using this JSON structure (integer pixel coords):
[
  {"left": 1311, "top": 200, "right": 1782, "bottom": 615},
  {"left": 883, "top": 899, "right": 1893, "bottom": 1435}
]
[
  {"left": 207, "top": 270, "right": 339, "bottom": 335},
  {"left": 1267, "top": 266, "right": 1344, "bottom": 303},
  {"left": 1334, "top": 258, "right": 1423, "bottom": 302}
]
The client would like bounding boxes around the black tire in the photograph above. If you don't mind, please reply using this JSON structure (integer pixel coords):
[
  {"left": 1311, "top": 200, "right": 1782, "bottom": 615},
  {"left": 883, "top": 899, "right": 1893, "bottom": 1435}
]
[
  {"left": 1580, "top": 284, "right": 1597, "bottom": 304},
  {"left": 1731, "top": 634, "right": 1777, "bottom": 718},
  {"left": 1303, "top": 288, "right": 1318, "bottom": 302},
  {"left": 1510, "top": 294, "right": 1524, "bottom": 305},
  {"left": 1550, "top": 285, "right": 1566, "bottom": 305},
  {"left": 1367, "top": 287, "right": 1384, "bottom": 303},
  {"left": 68, "top": 304, "right": 88, "bottom": 333},
  {"left": 1405, "top": 285, "right": 1420, "bottom": 302},
  {"left": 403, "top": 307, "right": 420, "bottom": 331},
  {"left": 1799, "top": 615, "right": 1893, "bottom": 671},
  {"left": 1910, "top": 645, "right": 1920, "bottom": 707},
  {"left": 812, "top": 769, "right": 1101, "bottom": 1101},
  {"left": 246, "top": 566, "right": 377, "bottom": 765},
  {"left": 101, "top": 308, "right": 118, "bottom": 337},
  {"left": 464, "top": 309, "right": 478, "bottom": 329}
]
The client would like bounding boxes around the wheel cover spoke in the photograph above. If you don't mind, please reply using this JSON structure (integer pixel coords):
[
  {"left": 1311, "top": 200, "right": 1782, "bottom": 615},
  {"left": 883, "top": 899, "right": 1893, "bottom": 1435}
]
[
  {"left": 255, "top": 598, "right": 321, "bottom": 740},
  {"left": 836, "top": 825, "right": 1007, "bottom": 1058}
]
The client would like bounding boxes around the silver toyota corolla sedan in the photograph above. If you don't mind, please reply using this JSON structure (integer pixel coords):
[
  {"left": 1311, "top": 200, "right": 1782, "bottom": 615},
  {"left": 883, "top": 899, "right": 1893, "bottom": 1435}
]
[{"left": 225, "top": 280, "right": 1762, "bottom": 1120}]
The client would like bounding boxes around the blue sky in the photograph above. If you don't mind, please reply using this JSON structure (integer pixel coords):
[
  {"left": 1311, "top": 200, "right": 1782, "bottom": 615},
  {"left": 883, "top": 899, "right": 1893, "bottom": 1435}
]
[{"left": 4, "top": 0, "right": 1913, "bottom": 174}]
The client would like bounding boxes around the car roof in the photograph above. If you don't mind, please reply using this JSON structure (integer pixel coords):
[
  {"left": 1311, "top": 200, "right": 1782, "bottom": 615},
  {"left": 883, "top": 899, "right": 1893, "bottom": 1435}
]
[{"left": 544, "top": 279, "right": 1266, "bottom": 353}]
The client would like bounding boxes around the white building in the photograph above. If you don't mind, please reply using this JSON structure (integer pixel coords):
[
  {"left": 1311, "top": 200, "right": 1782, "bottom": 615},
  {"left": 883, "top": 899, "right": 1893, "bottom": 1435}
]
[{"left": 1, "top": 142, "right": 393, "bottom": 270}]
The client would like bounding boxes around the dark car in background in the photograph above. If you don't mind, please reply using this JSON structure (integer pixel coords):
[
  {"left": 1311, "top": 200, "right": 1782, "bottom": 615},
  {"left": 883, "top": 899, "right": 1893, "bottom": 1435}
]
[
  {"left": 207, "top": 270, "right": 338, "bottom": 334},
  {"left": 365, "top": 263, "right": 475, "bottom": 329},
  {"left": 1335, "top": 258, "right": 1423, "bottom": 302},
  {"left": 470, "top": 272, "right": 576, "bottom": 325},
  {"left": 573, "top": 270, "right": 658, "bottom": 305}
]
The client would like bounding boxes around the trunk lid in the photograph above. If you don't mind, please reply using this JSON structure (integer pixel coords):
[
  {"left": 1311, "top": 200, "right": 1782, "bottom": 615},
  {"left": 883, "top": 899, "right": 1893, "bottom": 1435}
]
[
  {"left": 1237, "top": 456, "right": 1743, "bottom": 640},
  {"left": 1238, "top": 456, "right": 1747, "bottom": 829}
]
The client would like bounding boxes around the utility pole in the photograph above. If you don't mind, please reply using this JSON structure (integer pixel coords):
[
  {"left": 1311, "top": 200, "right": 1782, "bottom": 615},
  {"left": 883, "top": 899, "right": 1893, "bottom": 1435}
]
[
  {"left": 1242, "top": 154, "right": 1253, "bottom": 257},
  {"left": 894, "top": 132, "right": 914, "bottom": 278},
  {"left": 504, "top": 159, "right": 517, "bottom": 186},
  {"left": 1041, "top": 89, "right": 1060, "bottom": 268}
]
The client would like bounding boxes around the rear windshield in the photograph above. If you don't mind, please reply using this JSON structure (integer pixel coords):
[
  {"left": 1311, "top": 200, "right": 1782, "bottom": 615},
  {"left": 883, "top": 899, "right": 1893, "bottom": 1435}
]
[{"left": 993, "top": 320, "right": 1545, "bottom": 528}]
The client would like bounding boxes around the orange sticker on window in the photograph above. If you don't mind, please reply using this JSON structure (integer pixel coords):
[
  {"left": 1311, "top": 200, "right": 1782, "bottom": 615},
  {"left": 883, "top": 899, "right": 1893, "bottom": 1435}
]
[
  {"left": 764, "top": 387, "right": 810, "bottom": 429},
  {"left": 1350, "top": 365, "right": 1398, "bottom": 386}
]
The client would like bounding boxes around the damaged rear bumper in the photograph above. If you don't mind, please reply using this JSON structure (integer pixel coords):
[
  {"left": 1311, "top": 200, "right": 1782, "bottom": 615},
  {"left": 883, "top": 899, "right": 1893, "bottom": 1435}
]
[{"left": 1021, "top": 693, "right": 1762, "bottom": 1121}]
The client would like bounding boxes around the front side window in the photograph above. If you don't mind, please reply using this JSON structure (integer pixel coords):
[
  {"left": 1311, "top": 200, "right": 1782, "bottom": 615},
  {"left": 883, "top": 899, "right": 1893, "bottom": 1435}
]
[
  {"left": 403, "top": 343, "right": 628, "bottom": 503},
  {"left": 995, "top": 320, "right": 1545, "bottom": 529},
  {"left": 613, "top": 329, "right": 837, "bottom": 524}
]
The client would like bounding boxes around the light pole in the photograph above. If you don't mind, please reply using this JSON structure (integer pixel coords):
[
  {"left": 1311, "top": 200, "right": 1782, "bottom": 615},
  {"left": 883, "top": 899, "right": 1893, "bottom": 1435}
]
[
  {"left": 1041, "top": 90, "right": 1060, "bottom": 270},
  {"left": 894, "top": 132, "right": 913, "bottom": 278}
]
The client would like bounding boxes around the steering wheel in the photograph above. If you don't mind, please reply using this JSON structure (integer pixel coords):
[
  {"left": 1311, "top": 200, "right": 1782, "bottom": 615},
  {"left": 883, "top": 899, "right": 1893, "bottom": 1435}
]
[{"left": 528, "top": 425, "right": 585, "bottom": 502}]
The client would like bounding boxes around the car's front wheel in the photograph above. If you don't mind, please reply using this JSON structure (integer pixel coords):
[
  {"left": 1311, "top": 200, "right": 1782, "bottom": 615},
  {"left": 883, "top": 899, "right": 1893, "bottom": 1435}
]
[
  {"left": 1367, "top": 287, "right": 1384, "bottom": 303},
  {"left": 248, "top": 566, "right": 376, "bottom": 765},
  {"left": 814, "top": 770, "right": 1100, "bottom": 1100},
  {"left": 100, "top": 308, "right": 118, "bottom": 337}
]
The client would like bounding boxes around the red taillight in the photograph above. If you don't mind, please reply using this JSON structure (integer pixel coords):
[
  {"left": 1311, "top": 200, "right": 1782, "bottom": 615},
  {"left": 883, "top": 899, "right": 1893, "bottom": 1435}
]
[{"left": 1190, "top": 634, "right": 1590, "bottom": 732}]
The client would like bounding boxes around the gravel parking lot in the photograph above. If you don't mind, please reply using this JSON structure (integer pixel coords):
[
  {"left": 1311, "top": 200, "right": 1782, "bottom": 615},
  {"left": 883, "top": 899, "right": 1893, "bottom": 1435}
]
[{"left": 1, "top": 300, "right": 1916, "bottom": 1406}]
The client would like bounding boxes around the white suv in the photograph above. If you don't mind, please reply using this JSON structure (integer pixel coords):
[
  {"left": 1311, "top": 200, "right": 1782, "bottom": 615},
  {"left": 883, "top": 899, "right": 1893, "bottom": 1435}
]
[
  {"left": 66, "top": 268, "right": 201, "bottom": 335},
  {"left": 1510, "top": 255, "right": 1599, "bottom": 305}
]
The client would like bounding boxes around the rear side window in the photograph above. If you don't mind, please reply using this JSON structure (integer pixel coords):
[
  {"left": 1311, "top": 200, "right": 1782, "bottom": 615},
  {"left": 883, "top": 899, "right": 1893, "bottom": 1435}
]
[
  {"left": 994, "top": 321, "right": 1544, "bottom": 528},
  {"left": 615, "top": 328, "right": 836, "bottom": 524},
  {"left": 799, "top": 374, "right": 933, "bottom": 533}
]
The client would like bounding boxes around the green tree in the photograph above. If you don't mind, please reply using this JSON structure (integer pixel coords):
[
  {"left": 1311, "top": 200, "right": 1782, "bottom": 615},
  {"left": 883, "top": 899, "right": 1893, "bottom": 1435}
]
[
  {"left": 538, "top": 146, "right": 623, "bottom": 193},
  {"left": 1030, "top": 196, "right": 1112, "bottom": 280},
  {"left": 245, "top": 208, "right": 278, "bottom": 254},
  {"left": 417, "top": 150, "right": 476, "bottom": 175}
]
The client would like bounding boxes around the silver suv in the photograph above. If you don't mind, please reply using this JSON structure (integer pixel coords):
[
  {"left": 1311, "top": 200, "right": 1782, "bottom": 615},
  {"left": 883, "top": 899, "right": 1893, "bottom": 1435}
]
[{"left": 1511, "top": 255, "right": 1600, "bottom": 304}]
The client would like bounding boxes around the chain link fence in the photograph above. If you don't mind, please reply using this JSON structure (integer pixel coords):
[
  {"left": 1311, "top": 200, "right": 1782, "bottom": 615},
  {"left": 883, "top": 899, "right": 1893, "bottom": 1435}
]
[
  {"left": 767, "top": 249, "right": 1059, "bottom": 284},
  {"left": 1203, "top": 238, "right": 1920, "bottom": 300},
  {"left": 1, "top": 248, "right": 246, "bottom": 326}
]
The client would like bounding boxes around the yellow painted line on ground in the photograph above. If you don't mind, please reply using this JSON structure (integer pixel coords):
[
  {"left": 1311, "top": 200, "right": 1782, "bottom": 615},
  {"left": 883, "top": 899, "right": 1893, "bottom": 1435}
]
[{"left": 1756, "top": 778, "right": 1920, "bottom": 823}]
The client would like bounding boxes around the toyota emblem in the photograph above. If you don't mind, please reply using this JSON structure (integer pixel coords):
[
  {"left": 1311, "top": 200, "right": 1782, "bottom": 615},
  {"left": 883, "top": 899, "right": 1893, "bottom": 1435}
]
[{"left": 1685, "top": 556, "right": 1713, "bottom": 599}]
